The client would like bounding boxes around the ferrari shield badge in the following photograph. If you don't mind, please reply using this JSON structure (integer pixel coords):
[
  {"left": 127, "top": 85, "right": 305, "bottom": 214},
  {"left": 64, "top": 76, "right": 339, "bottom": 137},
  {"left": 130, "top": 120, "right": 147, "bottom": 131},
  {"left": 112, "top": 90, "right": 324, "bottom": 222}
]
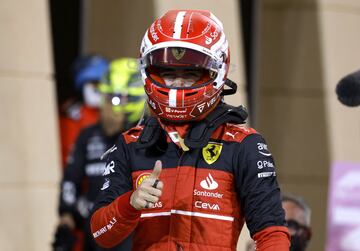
[
  {"left": 202, "top": 142, "right": 223, "bottom": 165},
  {"left": 171, "top": 48, "right": 186, "bottom": 60}
]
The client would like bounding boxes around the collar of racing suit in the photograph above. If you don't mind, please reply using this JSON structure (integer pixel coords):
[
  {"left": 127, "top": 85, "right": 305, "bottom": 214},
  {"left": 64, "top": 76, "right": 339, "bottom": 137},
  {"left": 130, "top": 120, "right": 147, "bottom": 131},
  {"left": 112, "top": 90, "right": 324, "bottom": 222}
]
[{"left": 136, "top": 102, "right": 248, "bottom": 150}]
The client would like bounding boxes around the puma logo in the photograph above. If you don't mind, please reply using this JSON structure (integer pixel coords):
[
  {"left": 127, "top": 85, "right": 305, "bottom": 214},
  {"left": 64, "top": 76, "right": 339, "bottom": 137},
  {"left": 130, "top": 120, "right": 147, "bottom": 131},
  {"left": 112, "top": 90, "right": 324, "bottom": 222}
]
[{"left": 225, "top": 132, "right": 238, "bottom": 139}]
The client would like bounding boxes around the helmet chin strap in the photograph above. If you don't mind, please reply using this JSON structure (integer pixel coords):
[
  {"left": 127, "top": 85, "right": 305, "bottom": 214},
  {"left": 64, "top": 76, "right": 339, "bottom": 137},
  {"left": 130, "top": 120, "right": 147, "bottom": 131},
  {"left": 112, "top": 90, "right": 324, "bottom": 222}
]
[{"left": 221, "top": 79, "right": 237, "bottom": 96}]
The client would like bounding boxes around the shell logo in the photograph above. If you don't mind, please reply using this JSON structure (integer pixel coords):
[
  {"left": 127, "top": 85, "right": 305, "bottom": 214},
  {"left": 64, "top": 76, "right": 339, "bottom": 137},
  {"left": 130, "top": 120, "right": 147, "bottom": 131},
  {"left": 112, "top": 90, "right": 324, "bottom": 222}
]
[{"left": 135, "top": 173, "right": 151, "bottom": 188}]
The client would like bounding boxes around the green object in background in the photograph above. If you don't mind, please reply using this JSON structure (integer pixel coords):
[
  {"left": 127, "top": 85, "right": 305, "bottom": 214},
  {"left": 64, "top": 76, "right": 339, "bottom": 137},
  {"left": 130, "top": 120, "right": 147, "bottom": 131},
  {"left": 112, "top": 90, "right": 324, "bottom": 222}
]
[{"left": 99, "top": 57, "right": 145, "bottom": 122}]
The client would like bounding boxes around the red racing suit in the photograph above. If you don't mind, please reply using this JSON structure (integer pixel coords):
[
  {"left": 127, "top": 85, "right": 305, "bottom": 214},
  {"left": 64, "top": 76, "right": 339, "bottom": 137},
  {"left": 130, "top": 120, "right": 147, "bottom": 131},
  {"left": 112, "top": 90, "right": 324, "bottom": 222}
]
[
  {"left": 59, "top": 102, "right": 99, "bottom": 167},
  {"left": 90, "top": 120, "right": 290, "bottom": 250}
]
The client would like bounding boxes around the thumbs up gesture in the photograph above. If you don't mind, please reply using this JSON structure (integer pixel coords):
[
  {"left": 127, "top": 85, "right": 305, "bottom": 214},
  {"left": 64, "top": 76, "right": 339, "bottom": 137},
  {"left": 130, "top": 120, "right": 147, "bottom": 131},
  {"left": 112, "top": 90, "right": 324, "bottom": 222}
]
[{"left": 130, "top": 160, "right": 164, "bottom": 210}]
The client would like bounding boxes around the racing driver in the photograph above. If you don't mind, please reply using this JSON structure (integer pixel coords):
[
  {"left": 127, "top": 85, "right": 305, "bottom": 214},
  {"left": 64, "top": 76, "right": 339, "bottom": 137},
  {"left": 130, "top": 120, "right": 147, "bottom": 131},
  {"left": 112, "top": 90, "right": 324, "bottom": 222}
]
[{"left": 90, "top": 9, "right": 290, "bottom": 251}]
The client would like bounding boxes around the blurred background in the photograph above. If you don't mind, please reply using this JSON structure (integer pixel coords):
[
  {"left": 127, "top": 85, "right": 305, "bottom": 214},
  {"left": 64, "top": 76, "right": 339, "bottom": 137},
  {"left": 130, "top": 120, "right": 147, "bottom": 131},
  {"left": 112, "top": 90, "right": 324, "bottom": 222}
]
[{"left": 1, "top": 0, "right": 360, "bottom": 250}]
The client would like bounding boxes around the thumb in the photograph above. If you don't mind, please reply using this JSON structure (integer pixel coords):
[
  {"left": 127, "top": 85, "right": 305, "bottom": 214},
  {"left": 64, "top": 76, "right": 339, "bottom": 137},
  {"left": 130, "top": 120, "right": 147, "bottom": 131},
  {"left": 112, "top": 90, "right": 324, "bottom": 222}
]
[{"left": 150, "top": 160, "right": 162, "bottom": 179}]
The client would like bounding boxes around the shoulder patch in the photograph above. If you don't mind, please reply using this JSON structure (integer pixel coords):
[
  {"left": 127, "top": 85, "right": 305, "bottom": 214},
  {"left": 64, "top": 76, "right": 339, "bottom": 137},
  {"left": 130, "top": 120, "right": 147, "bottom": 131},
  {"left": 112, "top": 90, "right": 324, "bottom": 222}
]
[
  {"left": 123, "top": 126, "right": 144, "bottom": 144},
  {"left": 222, "top": 123, "right": 257, "bottom": 142}
]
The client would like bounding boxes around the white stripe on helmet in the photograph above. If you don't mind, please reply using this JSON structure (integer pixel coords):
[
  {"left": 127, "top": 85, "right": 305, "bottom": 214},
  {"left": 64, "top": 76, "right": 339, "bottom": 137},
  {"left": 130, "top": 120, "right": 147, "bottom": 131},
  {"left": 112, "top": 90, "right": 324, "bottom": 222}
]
[
  {"left": 169, "top": 89, "right": 177, "bottom": 107},
  {"left": 173, "top": 11, "right": 186, "bottom": 39}
]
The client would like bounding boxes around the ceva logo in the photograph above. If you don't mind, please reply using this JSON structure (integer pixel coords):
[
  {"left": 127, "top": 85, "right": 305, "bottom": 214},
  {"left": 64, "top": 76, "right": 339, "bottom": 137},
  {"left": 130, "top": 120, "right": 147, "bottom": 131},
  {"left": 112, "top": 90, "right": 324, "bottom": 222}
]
[
  {"left": 195, "top": 201, "right": 220, "bottom": 211},
  {"left": 200, "top": 173, "right": 218, "bottom": 190}
]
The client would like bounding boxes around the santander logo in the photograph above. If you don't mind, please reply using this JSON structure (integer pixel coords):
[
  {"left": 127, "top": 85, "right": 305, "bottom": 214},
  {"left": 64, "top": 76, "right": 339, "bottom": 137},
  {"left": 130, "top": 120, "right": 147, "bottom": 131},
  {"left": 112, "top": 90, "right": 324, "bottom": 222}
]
[{"left": 200, "top": 173, "right": 218, "bottom": 190}]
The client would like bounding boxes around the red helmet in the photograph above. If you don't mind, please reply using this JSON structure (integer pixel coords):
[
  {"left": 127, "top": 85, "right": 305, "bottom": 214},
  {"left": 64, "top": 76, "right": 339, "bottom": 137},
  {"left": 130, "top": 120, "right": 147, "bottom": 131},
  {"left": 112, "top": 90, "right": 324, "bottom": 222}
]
[{"left": 140, "top": 10, "right": 230, "bottom": 122}]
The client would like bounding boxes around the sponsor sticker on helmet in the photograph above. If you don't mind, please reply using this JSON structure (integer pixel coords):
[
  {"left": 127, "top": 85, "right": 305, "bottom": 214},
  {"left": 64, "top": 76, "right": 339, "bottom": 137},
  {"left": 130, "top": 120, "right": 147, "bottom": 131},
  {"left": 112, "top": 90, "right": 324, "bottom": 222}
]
[
  {"left": 197, "top": 103, "right": 205, "bottom": 113},
  {"left": 171, "top": 48, "right": 186, "bottom": 60},
  {"left": 205, "top": 36, "right": 212, "bottom": 45}
]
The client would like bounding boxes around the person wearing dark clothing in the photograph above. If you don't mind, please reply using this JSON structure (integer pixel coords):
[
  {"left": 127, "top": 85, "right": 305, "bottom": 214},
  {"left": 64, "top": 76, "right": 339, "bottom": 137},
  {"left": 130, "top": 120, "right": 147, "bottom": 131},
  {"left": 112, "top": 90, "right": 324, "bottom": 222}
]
[
  {"left": 59, "top": 55, "right": 109, "bottom": 168},
  {"left": 246, "top": 193, "right": 312, "bottom": 251},
  {"left": 53, "top": 58, "right": 145, "bottom": 251}
]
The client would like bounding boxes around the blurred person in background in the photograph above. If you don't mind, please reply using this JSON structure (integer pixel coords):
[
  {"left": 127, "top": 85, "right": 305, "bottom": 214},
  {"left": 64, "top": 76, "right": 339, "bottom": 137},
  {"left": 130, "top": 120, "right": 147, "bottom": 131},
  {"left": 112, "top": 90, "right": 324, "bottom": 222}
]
[
  {"left": 246, "top": 193, "right": 312, "bottom": 251},
  {"left": 90, "top": 9, "right": 290, "bottom": 250},
  {"left": 59, "top": 54, "right": 109, "bottom": 168},
  {"left": 53, "top": 58, "right": 146, "bottom": 251}
]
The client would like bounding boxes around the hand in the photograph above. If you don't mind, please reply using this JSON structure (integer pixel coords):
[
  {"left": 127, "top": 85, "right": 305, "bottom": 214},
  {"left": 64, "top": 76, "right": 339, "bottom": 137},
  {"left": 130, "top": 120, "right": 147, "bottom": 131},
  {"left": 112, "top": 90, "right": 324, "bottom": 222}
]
[
  {"left": 52, "top": 224, "right": 76, "bottom": 251},
  {"left": 59, "top": 213, "right": 75, "bottom": 230},
  {"left": 130, "top": 160, "right": 164, "bottom": 210}
]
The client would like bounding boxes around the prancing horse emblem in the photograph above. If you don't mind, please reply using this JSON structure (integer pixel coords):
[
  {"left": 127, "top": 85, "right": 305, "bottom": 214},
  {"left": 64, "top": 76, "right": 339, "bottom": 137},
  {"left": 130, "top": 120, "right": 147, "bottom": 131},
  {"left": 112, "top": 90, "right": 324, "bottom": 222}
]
[
  {"left": 172, "top": 48, "right": 186, "bottom": 60},
  {"left": 202, "top": 142, "right": 223, "bottom": 165}
]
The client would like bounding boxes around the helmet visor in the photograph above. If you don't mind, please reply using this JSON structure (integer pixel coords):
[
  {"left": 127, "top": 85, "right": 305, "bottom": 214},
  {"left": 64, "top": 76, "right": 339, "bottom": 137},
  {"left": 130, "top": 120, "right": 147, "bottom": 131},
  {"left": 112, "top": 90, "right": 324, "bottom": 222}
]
[{"left": 143, "top": 47, "right": 221, "bottom": 72}]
